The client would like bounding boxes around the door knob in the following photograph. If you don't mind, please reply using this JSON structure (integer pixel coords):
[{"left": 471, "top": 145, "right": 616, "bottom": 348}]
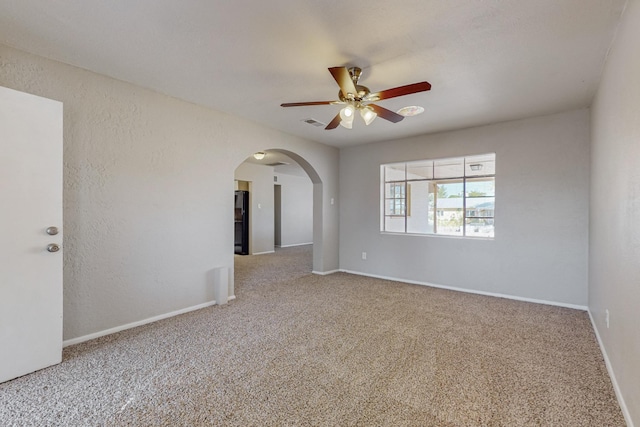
[
  {"left": 46, "top": 226, "right": 59, "bottom": 236},
  {"left": 47, "top": 243, "right": 60, "bottom": 253}
]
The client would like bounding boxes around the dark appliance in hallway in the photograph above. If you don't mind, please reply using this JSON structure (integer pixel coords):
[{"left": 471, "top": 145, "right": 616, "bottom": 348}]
[{"left": 235, "top": 190, "right": 249, "bottom": 255}]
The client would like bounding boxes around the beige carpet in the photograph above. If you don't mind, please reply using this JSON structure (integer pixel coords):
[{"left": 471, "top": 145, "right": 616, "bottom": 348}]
[{"left": 0, "top": 245, "right": 625, "bottom": 426}]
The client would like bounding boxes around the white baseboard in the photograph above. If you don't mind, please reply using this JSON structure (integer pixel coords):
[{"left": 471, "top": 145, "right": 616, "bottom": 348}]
[
  {"left": 63, "top": 299, "right": 219, "bottom": 347},
  {"left": 312, "top": 269, "right": 340, "bottom": 276},
  {"left": 339, "top": 269, "right": 588, "bottom": 311},
  {"left": 588, "top": 310, "right": 634, "bottom": 427},
  {"left": 279, "top": 242, "right": 313, "bottom": 248},
  {"left": 252, "top": 250, "right": 275, "bottom": 255}
]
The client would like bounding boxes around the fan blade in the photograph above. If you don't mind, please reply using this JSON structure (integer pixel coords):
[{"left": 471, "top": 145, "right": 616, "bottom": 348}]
[
  {"left": 281, "top": 101, "right": 335, "bottom": 107},
  {"left": 369, "top": 104, "right": 404, "bottom": 123},
  {"left": 367, "top": 82, "right": 431, "bottom": 101},
  {"left": 329, "top": 67, "right": 358, "bottom": 99},
  {"left": 325, "top": 112, "right": 342, "bottom": 130}
]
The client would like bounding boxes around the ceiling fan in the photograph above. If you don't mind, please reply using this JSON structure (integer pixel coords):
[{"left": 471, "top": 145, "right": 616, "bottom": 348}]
[{"left": 281, "top": 66, "right": 431, "bottom": 130}]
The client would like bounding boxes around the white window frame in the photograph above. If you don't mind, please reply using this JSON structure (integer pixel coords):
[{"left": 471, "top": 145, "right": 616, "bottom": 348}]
[{"left": 380, "top": 153, "right": 495, "bottom": 238}]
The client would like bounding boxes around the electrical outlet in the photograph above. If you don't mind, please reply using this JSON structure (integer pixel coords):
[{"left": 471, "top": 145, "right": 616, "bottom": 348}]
[
  {"left": 605, "top": 309, "right": 610, "bottom": 329},
  {"left": 362, "top": 252, "right": 367, "bottom": 260}
]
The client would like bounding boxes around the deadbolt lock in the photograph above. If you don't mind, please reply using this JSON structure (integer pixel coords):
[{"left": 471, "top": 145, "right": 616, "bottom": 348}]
[
  {"left": 47, "top": 243, "right": 60, "bottom": 253},
  {"left": 46, "top": 226, "right": 59, "bottom": 236}
]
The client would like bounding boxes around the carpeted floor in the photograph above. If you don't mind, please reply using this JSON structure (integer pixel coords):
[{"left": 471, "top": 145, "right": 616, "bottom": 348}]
[{"left": 0, "top": 245, "right": 625, "bottom": 426}]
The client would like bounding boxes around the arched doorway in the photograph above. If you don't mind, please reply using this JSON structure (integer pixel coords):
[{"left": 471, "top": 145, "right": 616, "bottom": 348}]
[{"left": 232, "top": 149, "right": 323, "bottom": 282}]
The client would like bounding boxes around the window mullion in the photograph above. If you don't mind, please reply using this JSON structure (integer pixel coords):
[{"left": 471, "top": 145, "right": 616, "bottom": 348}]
[
  {"left": 433, "top": 181, "right": 438, "bottom": 234},
  {"left": 462, "top": 178, "right": 466, "bottom": 237},
  {"left": 404, "top": 167, "right": 408, "bottom": 233}
]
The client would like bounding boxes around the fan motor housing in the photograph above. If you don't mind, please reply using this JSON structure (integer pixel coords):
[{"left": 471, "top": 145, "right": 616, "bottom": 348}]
[
  {"left": 338, "top": 85, "right": 370, "bottom": 102},
  {"left": 337, "top": 67, "right": 370, "bottom": 102}
]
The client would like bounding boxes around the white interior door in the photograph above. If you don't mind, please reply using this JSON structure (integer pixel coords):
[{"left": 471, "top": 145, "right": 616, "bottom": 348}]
[{"left": 0, "top": 86, "right": 63, "bottom": 383}]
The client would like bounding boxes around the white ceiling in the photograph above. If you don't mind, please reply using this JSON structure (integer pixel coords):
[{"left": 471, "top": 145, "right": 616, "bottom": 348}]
[
  {"left": 0, "top": 0, "right": 627, "bottom": 148},
  {"left": 244, "top": 151, "right": 309, "bottom": 178}
]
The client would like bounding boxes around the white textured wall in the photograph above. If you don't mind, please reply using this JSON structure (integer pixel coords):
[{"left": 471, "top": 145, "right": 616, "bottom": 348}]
[
  {"left": 234, "top": 162, "right": 275, "bottom": 255},
  {"left": 0, "top": 44, "right": 339, "bottom": 340},
  {"left": 275, "top": 173, "right": 313, "bottom": 247},
  {"left": 590, "top": 0, "right": 640, "bottom": 424},
  {"left": 340, "top": 109, "right": 590, "bottom": 306}
]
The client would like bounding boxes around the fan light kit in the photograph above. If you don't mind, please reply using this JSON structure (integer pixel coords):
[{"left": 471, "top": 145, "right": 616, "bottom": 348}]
[
  {"left": 281, "top": 66, "right": 431, "bottom": 130},
  {"left": 253, "top": 152, "right": 266, "bottom": 160}
]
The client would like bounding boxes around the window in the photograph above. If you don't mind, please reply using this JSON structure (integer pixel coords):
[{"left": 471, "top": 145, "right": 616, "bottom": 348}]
[
  {"left": 386, "top": 183, "right": 406, "bottom": 216},
  {"left": 381, "top": 153, "right": 495, "bottom": 238}
]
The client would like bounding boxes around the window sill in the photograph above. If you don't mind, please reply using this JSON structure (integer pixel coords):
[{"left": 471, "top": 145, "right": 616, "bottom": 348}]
[{"left": 379, "top": 231, "right": 494, "bottom": 240}]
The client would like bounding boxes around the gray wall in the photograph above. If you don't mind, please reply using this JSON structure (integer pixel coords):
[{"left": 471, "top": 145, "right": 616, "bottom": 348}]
[
  {"left": 0, "top": 44, "right": 339, "bottom": 341},
  {"left": 590, "top": 0, "right": 640, "bottom": 424},
  {"left": 275, "top": 172, "right": 313, "bottom": 247},
  {"left": 340, "top": 109, "right": 590, "bottom": 307}
]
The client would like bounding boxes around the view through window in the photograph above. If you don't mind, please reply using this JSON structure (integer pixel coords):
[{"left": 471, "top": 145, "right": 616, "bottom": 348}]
[{"left": 381, "top": 153, "right": 495, "bottom": 238}]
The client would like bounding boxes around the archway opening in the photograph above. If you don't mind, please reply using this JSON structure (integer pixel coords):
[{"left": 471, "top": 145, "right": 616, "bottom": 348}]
[{"left": 232, "top": 149, "right": 323, "bottom": 294}]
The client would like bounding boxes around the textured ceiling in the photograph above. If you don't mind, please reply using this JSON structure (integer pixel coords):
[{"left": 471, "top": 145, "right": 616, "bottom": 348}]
[{"left": 0, "top": 0, "right": 628, "bottom": 147}]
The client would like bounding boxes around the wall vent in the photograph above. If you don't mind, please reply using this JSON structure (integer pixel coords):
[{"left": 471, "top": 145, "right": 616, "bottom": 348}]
[{"left": 302, "top": 118, "right": 326, "bottom": 127}]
